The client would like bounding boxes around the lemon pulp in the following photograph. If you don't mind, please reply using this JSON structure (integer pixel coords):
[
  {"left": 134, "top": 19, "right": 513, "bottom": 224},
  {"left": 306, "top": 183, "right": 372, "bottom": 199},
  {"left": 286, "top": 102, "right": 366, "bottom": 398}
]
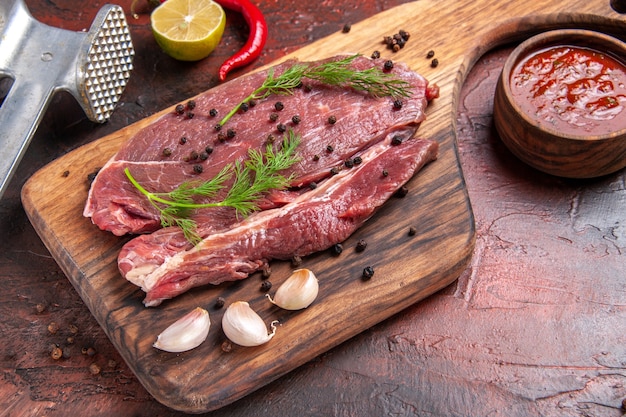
[{"left": 151, "top": 0, "right": 226, "bottom": 61}]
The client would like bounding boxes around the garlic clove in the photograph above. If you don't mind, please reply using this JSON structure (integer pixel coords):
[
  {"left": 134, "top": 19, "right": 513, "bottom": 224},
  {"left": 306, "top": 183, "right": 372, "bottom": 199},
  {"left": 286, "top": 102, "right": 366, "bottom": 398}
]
[
  {"left": 267, "top": 268, "right": 319, "bottom": 310},
  {"left": 153, "top": 307, "right": 211, "bottom": 352},
  {"left": 222, "top": 301, "right": 277, "bottom": 347}
]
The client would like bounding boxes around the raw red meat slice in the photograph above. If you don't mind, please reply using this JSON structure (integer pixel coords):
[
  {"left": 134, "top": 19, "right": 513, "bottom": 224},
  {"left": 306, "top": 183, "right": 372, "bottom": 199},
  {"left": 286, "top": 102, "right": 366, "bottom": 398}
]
[
  {"left": 84, "top": 56, "right": 431, "bottom": 236},
  {"left": 125, "top": 137, "right": 438, "bottom": 307}
]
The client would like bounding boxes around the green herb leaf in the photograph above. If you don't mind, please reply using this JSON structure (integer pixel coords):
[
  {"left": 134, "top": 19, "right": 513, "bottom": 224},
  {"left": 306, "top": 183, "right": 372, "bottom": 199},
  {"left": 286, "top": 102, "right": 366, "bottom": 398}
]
[{"left": 124, "top": 131, "right": 301, "bottom": 245}]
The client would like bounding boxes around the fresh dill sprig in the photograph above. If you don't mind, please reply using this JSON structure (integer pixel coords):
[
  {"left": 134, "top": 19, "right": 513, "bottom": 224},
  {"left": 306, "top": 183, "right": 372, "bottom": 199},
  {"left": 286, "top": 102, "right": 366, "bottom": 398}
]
[
  {"left": 219, "top": 54, "right": 413, "bottom": 126},
  {"left": 125, "top": 130, "right": 301, "bottom": 245}
]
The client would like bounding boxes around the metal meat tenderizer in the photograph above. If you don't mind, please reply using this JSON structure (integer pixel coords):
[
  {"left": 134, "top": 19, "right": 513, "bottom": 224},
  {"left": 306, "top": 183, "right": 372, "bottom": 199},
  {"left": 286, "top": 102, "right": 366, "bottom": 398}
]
[{"left": 0, "top": 0, "right": 134, "bottom": 199}]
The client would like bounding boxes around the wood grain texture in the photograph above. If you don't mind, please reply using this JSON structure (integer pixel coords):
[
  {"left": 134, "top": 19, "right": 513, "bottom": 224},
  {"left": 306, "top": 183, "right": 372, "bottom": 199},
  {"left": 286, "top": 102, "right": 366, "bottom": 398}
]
[{"left": 20, "top": 0, "right": 626, "bottom": 413}]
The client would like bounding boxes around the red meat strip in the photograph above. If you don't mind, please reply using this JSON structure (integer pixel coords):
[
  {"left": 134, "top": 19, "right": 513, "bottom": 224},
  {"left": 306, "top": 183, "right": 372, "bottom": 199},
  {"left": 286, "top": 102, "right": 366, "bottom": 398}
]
[{"left": 123, "top": 137, "right": 438, "bottom": 307}]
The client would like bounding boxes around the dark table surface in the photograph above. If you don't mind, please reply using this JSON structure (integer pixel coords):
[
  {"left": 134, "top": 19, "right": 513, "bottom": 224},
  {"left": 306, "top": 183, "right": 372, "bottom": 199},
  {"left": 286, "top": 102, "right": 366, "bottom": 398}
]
[{"left": 2, "top": 0, "right": 625, "bottom": 416}]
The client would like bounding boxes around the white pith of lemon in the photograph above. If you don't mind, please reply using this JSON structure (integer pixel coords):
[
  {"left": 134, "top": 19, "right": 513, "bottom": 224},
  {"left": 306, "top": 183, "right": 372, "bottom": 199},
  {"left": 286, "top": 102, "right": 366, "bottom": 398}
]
[{"left": 151, "top": 0, "right": 226, "bottom": 62}]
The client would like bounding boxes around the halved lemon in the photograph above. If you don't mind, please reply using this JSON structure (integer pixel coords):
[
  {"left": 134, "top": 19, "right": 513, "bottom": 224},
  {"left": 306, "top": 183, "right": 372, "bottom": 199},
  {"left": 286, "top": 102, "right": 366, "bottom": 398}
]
[{"left": 151, "top": 0, "right": 226, "bottom": 62}]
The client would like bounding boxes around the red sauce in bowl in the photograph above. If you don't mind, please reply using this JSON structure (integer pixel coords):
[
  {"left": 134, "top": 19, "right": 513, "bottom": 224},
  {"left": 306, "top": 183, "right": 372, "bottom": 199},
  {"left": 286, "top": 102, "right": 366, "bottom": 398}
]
[{"left": 510, "top": 45, "right": 626, "bottom": 136}]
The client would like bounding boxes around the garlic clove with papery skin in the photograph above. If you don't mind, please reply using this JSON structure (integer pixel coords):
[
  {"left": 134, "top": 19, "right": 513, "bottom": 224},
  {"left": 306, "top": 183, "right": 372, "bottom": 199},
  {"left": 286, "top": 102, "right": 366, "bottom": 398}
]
[
  {"left": 222, "top": 301, "right": 277, "bottom": 347},
  {"left": 153, "top": 307, "right": 211, "bottom": 353},
  {"left": 267, "top": 268, "right": 319, "bottom": 310}
]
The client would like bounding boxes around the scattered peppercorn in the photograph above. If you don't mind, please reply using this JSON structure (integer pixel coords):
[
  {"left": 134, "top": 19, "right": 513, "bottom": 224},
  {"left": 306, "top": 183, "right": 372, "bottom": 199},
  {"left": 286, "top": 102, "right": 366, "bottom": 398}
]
[
  {"left": 342, "top": 23, "right": 351, "bottom": 33},
  {"left": 221, "top": 340, "right": 233, "bottom": 353},
  {"left": 393, "top": 99, "right": 403, "bottom": 110},
  {"left": 266, "top": 134, "right": 276, "bottom": 143},
  {"left": 431, "top": 58, "right": 439, "bottom": 68},
  {"left": 344, "top": 158, "right": 354, "bottom": 168},
  {"left": 179, "top": 136, "right": 188, "bottom": 145},
  {"left": 199, "top": 151, "right": 209, "bottom": 160},
  {"left": 227, "top": 128, "right": 236, "bottom": 138},
  {"left": 239, "top": 102, "right": 249, "bottom": 112},
  {"left": 50, "top": 346, "right": 63, "bottom": 360},
  {"left": 330, "top": 167, "right": 340, "bottom": 176},
  {"left": 371, "top": 50, "right": 381, "bottom": 59},
  {"left": 395, "top": 185, "right": 409, "bottom": 197},
  {"left": 260, "top": 280, "right": 272, "bottom": 292},
  {"left": 162, "top": 147, "right": 172, "bottom": 157},
  {"left": 89, "top": 363, "right": 101, "bottom": 375},
  {"left": 426, "top": 50, "right": 435, "bottom": 59},
  {"left": 193, "top": 164, "right": 203, "bottom": 174},
  {"left": 292, "top": 115, "right": 301, "bottom": 124},
  {"left": 291, "top": 255, "right": 302, "bottom": 267},
  {"left": 353, "top": 156, "right": 363, "bottom": 165},
  {"left": 355, "top": 239, "right": 367, "bottom": 252},
  {"left": 269, "top": 112, "right": 279, "bottom": 122},
  {"left": 382, "top": 169, "right": 389, "bottom": 177},
  {"left": 248, "top": 99, "right": 256, "bottom": 107},
  {"left": 326, "top": 144, "right": 334, "bottom": 153},
  {"left": 383, "top": 30, "right": 411, "bottom": 52},
  {"left": 214, "top": 124, "right": 222, "bottom": 131},
  {"left": 309, "top": 181, "right": 317, "bottom": 189},
  {"left": 175, "top": 104, "right": 185, "bottom": 114},
  {"left": 209, "top": 108, "right": 218, "bottom": 117},
  {"left": 331, "top": 243, "right": 343, "bottom": 255},
  {"left": 62, "top": 170, "right": 70, "bottom": 178},
  {"left": 277, "top": 123, "right": 287, "bottom": 133},
  {"left": 313, "top": 154, "right": 320, "bottom": 161},
  {"left": 408, "top": 226, "right": 417, "bottom": 236},
  {"left": 47, "top": 322, "right": 59, "bottom": 335},
  {"left": 186, "top": 111, "right": 194, "bottom": 119},
  {"left": 274, "top": 101, "right": 284, "bottom": 111},
  {"left": 217, "top": 132, "right": 227, "bottom": 142},
  {"left": 205, "top": 146, "right": 213, "bottom": 154},
  {"left": 391, "top": 135, "right": 403, "bottom": 145},
  {"left": 362, "top": 266, "right": 375, "bottom": 280},
  {"left": 189, "top": 150, "right": 199, "bottom": 160},
  {"left": 214, "top": 297, "right": 226, "bottom": 309},
  {"left": 383, "top": 60, "right": 394, "bottom": 71},
  {"left": 328, "top": 115, "right": 337, "bottom": 124}
]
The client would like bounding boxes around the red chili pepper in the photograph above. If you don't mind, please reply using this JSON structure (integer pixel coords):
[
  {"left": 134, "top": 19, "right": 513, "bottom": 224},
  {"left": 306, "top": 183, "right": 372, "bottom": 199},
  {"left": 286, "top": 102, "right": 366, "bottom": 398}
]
[{"left": 214, "top": 0, "right": 267, "bottom": 81}]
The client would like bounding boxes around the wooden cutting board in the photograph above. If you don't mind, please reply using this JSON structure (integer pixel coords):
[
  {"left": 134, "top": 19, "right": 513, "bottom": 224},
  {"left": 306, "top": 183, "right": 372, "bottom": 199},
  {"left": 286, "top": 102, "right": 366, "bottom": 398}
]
[{"left": 21, "top": 0, "right": 626, "bottom": 413}]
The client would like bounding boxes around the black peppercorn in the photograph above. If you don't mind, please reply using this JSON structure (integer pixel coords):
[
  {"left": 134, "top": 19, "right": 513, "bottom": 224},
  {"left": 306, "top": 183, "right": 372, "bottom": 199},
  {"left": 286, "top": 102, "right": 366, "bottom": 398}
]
[
  {"left": 209, "top": 108, "right": 218, "bottom": 117},
  {"left": 205, "top": 146, "right": 213, "bottom": 154},
  {"left": 344, "top": 158, "right": 354, "bottom": 168},
  {"left": 393, "top": 99, "right": 403, "bottom": 109},
  {"left": 382, "top": 169, "right": 389, "bottom": 177},
  {"left": 189, "top": 150, "right": 199, "bottom": 160},
  {"left": 266, "top": 134, "right": 276, "bottom": 143},
  {"left": 328, "top": 115, "right": 337, "bottom": 124},
  {"left": 260, "top": 280, "right": 272, "bottom": 292},
  {"left": 292, "top": 115, "right": 301, "bottom": 124},
  {"left": 395, "top": 185, "right": 409, "bottom": 197},
  {"left": 214, "top": 297, "right": 225, "bottom": 309},
  {"left": 431, "top": 58, "right": 439, "bottom": 68},
  {"left": 353, "top": 156, "right": 363, "bottom": 165},
  {"left": 175, "top": 104, "right": 185, "bottom": 114},
  {"left": 313, "top": 154, "right": 320, "bottom": 161},
  {"left": 227, "top": 128, "right": 236, "bottom": 138},
  {"left": 240, "top": 102, "right": 249, "bottom": 112},
  {"left": 199, "top": 151, "right": 209, "bottom": 160},
  {"left": 355, "top": 239, "right": 367, "bottom": 252},
  {"left": 277, "top": 123, "right": 287, "bottom": 133},
  {"left": 342, "top": 23, "right": 351, "bottom": 33},
  {"left": 193, "top": 164, "right": 203, "bottom": 174},
  {"left": 326, "top": 144, "right": 334, "bottom": 152},
  {"left": 383, "top": 60, "right": 394, "bottom": 71},
  {"left": 391, "top": 135, "right": 403, "bottom": 145},
  {"left": 186, "top": 111, "right": 194, "bottom": 119},
  {"left": 179, "top": 136, "right": 187, "bottom": 144},
  {"left": 408, "top": 226, "right": 417, "bottom": 236},
  {"left": 274, "top": 101, "right": 284, "bottom": 111},
  {"left": 330, "top": 167, "right": 340, "bottom": 175},
  {"left": 309, "top": 182, "right": 317, "bottom": 189},
  {"left": 371, "top": 50, "right": 381, "bottom": 59},
  {"left": 426, "top": 50, "right": 435, "bottom": 59},
  {"left": 187, "top": 99, "right": 196, "bottom": 110},
  {"left": 214, "top": 124, "right": 222, "bottom": 131},
  {"left": 162, "top": 147, "right": 172, "bottom": 157},
  {"left": 362, "top": 266, "right": 375, "bottom": 280},
  {"left": 331, "top": 243, "right": 343, "bottom": 255}
]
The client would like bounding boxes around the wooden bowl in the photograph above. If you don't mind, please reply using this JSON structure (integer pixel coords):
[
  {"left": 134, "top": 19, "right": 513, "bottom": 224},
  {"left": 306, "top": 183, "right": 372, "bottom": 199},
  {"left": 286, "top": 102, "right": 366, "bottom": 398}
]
[{"left": 494, "top": 29, "right": 626, "bottom": 178}]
